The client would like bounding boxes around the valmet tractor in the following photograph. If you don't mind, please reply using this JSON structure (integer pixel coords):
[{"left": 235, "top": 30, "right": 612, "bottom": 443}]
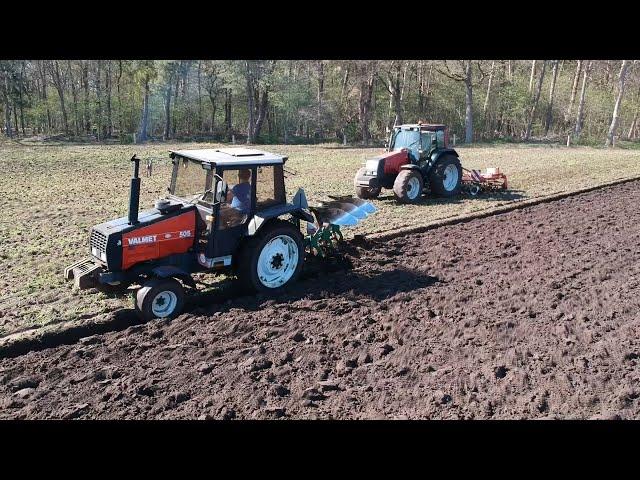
[
  {"left": 65, "top": 148, "right": 374, "bottom": 321},
  {"left": 354, "top": 123, "right": 463, "bottom": 203}
]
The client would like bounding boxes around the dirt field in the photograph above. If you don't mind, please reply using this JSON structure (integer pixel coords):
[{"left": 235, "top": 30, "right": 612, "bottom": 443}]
[
  {"left": 1, "top": 180, "right": 639, "bottom": 419},
  {"left": 1, "top": 140, "right": 640, "bottom": 337}
]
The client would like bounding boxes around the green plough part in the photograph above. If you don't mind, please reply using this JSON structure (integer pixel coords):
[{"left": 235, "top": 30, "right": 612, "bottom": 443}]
[{"left": 304, "top": 224, "right": 343, "bottom": 257}]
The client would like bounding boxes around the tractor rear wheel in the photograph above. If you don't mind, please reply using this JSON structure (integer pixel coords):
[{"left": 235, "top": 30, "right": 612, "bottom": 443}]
[
  {"left": 237, "top": 220, "right": 304, "bottom": 293},
  {"left": 393, "top": 170, "right": 424, "bottom": 203},
  {"left": 429, "top": 155, "right": 462, "bottom": 197},
  {"left": 134, "top": 277, "right": 185, "bottom": 321},
  {"left": 354, "top": 168, "right": 381, "bottom": 199}
]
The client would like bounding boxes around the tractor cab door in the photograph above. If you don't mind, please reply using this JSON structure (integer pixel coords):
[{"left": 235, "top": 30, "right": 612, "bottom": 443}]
[
  {"left": 420, "top": 131, "right": 438, "bottom": 164},
  {"left": 210, "top": 167, "right": 254, "bottom": 258}
]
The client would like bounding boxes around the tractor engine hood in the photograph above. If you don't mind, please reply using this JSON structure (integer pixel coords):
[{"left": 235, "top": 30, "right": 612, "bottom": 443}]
[
  {"left": 88, "top": 198, "right": 197, "bottom": 272},
  {"left": 364, "top": 149, "right": 410, "bottom": 177}
]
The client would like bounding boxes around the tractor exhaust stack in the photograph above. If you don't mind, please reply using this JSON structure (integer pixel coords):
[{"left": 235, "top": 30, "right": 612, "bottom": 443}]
[{"left": 128, "top": 154, "right": 141, "bottom": 225}]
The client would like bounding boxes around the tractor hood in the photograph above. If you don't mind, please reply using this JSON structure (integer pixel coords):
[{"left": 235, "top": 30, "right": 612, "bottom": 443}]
[
  {"left": 364, "top": 149, "right": 410, "bottom": 177},
  {"left": 89, "top": 199, "right": 197, "bottom": 271}
]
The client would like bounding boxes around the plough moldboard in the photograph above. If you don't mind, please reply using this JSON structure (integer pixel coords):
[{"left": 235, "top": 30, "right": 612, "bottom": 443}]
[{"left": 305, "top": 195, "right": 377, "bottom": 256}]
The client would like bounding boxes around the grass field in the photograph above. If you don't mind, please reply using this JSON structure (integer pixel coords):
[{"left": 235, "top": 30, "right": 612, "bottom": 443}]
[{"left": 1, "top": 139, "right": 639, "bottom": 337}]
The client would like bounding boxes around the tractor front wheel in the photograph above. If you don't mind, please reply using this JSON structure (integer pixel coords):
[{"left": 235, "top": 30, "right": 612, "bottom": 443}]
[
  {"left": 134, "top": 277, "right": 185, "bottom": 321},
  {"left": 237, "top": 220, "right": 305, "bottom": 293},
  {"left": 429, "top": 155, "right": 462, "bottom": 197},
  {"left": 393, "top": 170, "right": 424, "bottom": 203}
]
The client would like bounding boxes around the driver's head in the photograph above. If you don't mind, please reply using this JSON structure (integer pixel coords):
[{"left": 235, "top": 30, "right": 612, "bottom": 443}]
[{"left": 238, "top": 169, "right": 251, "bottom": 183}]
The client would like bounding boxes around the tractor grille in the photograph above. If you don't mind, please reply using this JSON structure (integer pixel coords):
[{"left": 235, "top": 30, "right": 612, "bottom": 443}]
[{"left": 90, "top": 229, "right": 108, "bottom": 259}]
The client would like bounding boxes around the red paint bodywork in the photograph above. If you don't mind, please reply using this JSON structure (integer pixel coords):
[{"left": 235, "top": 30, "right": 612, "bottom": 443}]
[
  {"left": 121, "top": 210, "right": 196, "bottom": 270},
  {"left": 381, "top": 150, "right": 410, "bottom": 175}
]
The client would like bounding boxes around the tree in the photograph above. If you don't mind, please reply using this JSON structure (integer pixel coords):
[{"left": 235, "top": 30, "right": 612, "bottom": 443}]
[
  {"left": 524, "top": 60, "right": 547, "bottom": 140},
  {"left": 134, "top": 61, "right": 157, "bottom": 143},
  {"left": 574, "top": 61, "right": 594, "bottom": 139},
  {"left": 564, "top": 60, "right": 583, "bottom": 128},
  {"left": 606, "top": 60, "right": 632, "bottom": 147},
  {"left": 544, "top": 60, "right": 559, "bottom": 136},
  {"left": 437, "top": 60, "right": 486, "bottom": 143}
]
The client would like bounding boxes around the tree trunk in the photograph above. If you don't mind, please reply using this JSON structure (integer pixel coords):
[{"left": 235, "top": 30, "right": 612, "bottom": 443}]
[
  {"left": 317, "top": 60, "right": 324, "bottom": 140},
  {"left": 528, "top": 60, "right": 537, "bottom": 93},
  {"left": 246, "top": 61, "right": 255, "bottom": 144},
  {"left": 606, "top": 60, "right": 631, "bottom": 147},
  {"left": 116, "top": 61, "right": 123, "bottom": 135},
  {"left": 254, "top": 89, "right": 269, "bottom": 140},
  {"left": 544, "top": 60, "right": 559, "bottom": 136},
  {"left": 2, "top": 72, "right": 12, "bottom": 138},
  {"left": 95, "top": 60, "right": 103, "bottom": 140},
  {"left": 50, "top": 61, "right": 69, "bottom": 134},
  {"left": 224, "top": 88, "right": 232, "bottom": 140},
  {"left": 18, "top": 61, "right": 26, "bottom": 136},
  {"left": 82, "top": 61, "right": 90, "bottom": 134},
  {"left": 564, "top": 60, "right": 583, "bottom": 128},
  {"left": 483, "top": 61, "right": 495, "bottom": 136},
  {"left": 358, "top": 65, "right": 375, "bottom": 145},
  {"left": 574, "top": 61, "right": 593, "bottom": 138},
  {"left": 524, "top": 60, "right": 547, "bottom": 141},
  {"left": 67, "top": 61, "right": 80, "bottom": 136},
  {"left": 163, "top": 80, "right": 172, "bottom": 140},
  {"left": 464, "top": 60, "right": 473, "bottom": 143},
  {"left": 137, "top": 76, "right": 150, "bottom": 143},
  {"left": 197, "top": 61, "right": 203, "bottom": 132},
  {"left": 105, "top": 61, "right": 112, "bottom": 138}
]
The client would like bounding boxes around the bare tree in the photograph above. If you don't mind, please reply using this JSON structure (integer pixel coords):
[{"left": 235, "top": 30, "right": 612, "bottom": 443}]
[
  {"left": 437, "top": 60, "right": 485, "bottom": 143},
  {"left": 544, "top": 60, "right": 560, "bottom": 136},
  {"left": 606, "top": 60, "right": 632, "bottom": 147},
  {"left": 528, "top": 60, "right": 537, "bottom": 93},
  {"left": 574, "top": 61, "right": 594, "bottom": 138},
  {"left": 524, "top": 61, "right": 547, "bottom": 140},
  {"left": 564, "top": 60, "right": 583, "bottom": 128}
]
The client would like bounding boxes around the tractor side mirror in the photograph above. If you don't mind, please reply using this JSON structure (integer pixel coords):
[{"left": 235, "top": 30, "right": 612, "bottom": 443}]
[{"left": 215, "top": 180, "right": 228, "bottom": 202}]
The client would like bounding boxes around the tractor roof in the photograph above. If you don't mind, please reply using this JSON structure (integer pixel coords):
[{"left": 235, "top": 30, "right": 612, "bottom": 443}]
[
  {"left": 170, "top": 148, "right": 286, "bottom": 166},
  {"left": 396, "top": 123, "right": 446, "bottom": 130}
]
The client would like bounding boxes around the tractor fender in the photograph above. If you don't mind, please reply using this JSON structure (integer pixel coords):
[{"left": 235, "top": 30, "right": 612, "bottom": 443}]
[
  {"left": 399, "top": 164, "right": 421, "bottom": 171},
  {"left": 425, "top": 148, "right": 460, "bottom": 174},
  {"left": 151, "top": 265, "right": 196, "bottom": 288},
  {"left": 247, "top": 204, "right": 314, "bottom": 237}
]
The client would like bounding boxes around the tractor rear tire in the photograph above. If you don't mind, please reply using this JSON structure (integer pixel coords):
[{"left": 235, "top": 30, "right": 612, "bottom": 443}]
[
  {"left": 134, "top": 277, "right": 185, "bottom": 321},
  {"left": 237, "top": 220, "right": 304, "bottom": 293},
  {"left": 429, "top": 155, "right": 462, "bottom": 197},
  {"left": 354, "top": 168, "right": 381, "bottom": 199},
  {"left": 393, "top": 170, "right": 424, "bottom": 203}
]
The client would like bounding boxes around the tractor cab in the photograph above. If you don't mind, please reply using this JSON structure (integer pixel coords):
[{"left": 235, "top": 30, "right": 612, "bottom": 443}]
[
  {"left": 168, "top": 148, "right": 303, "bottom": 268},
  {"left": 387, "top": 124, "right": 449, "bottom": 165}
]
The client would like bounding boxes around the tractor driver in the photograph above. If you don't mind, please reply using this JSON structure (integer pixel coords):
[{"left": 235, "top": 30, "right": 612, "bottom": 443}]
[{"left": 226, "top": 169, "right": 252, "bottom": 215}]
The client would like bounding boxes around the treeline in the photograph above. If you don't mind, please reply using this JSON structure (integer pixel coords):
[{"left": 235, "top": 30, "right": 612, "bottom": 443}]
[{"left": 0, "top": 60, "right": 638, "bottom": 146}]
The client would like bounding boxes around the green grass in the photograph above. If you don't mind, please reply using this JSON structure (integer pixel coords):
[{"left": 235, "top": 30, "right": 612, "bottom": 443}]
[{"left": 0, "top": 139, "right": 639, "bottom": 336}]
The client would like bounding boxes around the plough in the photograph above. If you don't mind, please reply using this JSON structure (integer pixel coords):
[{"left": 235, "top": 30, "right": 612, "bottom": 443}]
[{"left": 461, "top": 167, "right": 508, "bottom": 196}]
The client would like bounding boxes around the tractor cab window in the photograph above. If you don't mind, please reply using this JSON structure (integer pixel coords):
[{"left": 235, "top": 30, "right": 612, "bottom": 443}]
[
  {"left": 391, "top": 129, "right": 421, "bottom": 161},
  {"left": 421, "top": 132, "right": 438, "bottom": 152},
  {"left": 217, "top": 168, "right": 253, "bottom": 229},
  {"left": 256, "top": 165, "right": 285, "bottom": 210},
  {"left": 173, "top": 157, "right": 209, "bottom": 202}
]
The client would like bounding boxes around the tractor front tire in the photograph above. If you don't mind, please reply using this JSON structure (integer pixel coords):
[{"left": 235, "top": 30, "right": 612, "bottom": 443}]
[
  {"left": 237, "top": 220, "right": 305, "bottom": 293},
  {"left": 393, "top": 170, "right": 424, "bottom": 203},
  {"left": 134, "top": 277, "right": 185, "bottom": 321},
  {"left": 354, "top": 168, "right": 381, "bottom": 199},
  {"left": 429, "top": 155, "right": 462, "bottom": 197}
]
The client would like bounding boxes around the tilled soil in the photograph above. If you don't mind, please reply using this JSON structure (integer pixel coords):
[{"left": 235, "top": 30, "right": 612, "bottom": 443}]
[{"left": 1, "top": 181, "right": 640, "bottom": 419}]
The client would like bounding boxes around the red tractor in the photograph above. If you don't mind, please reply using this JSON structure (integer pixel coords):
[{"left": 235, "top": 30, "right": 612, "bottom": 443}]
[{"left": 354, "top": 123, "right": 462, "bottom": 203}]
